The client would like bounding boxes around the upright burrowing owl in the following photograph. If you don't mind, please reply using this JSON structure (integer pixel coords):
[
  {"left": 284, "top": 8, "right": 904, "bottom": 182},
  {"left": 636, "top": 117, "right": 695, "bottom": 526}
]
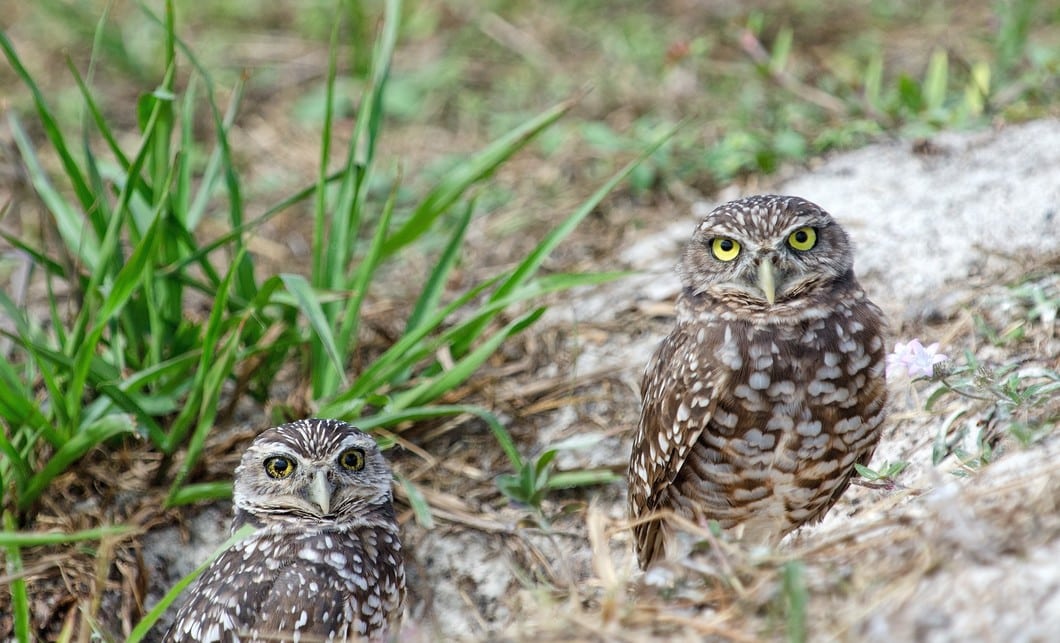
[
  {"left": 163, "top": 419, "right": 406, "bottom": 642},
  {"left": 628, "top": 195, "right": 887, "bottom": 568}
]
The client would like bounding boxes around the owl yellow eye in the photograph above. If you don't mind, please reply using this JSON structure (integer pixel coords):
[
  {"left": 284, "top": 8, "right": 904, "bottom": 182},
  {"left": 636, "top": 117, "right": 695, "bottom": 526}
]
[
  {"left": 264, "top": 456, "right": 296, "bottom": 479},
  {"left": 710, "top": 238, "right": 741, "bottom": 261},
  {"left": 338, "top": 448, "right": 365, "bottom": 471},
  {"left": 787, "top": 226, "right": 817, "bottom": 251}
]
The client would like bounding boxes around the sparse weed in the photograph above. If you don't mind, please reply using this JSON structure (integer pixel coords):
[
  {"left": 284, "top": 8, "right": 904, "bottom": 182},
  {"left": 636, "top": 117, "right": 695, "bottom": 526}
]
[
  {"left": 781, "top": 560, "right": 808, "bottom": 643},
  {"left": 855, "top": 460, "right": 909, "bottom": 485},
  {"left": 896, "top": 285, "right": 1059, "bottom": 470},
  {"left": 496, "top": 433, "right": 621, "bottom": 511}
]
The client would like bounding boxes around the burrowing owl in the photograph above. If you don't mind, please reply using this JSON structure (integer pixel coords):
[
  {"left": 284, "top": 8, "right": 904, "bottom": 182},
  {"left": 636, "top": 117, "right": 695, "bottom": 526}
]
[
  {"left": 163, "top": 419, "right": 405, "bottom": 642},
  {"left": 628, "top": 195, "right": 887, "bottom": 568}
]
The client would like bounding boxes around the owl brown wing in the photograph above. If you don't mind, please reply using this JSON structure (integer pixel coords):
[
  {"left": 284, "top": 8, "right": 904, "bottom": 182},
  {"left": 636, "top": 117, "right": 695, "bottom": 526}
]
[
  {"left": 628, "top": 322, "right": 726, "bottom": 567},
  {"left": 162, "top": 535, "right": 278, "bottom": 642}
]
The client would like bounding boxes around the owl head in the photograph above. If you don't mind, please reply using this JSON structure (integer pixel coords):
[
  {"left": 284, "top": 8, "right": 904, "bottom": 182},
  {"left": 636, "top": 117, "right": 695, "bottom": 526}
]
[
  {"left": 233, "top": 419, "right": 395, "bottom": 526},
  {"left": 680, "top": 195, "right": 855, "bottom": 309}
]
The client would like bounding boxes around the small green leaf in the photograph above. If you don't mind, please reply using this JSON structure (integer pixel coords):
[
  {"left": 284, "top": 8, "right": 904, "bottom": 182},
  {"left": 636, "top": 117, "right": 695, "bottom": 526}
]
[
  {"left": 167, "top": 482, "right": 234, "bottom": 506},
  {"left": 863, "top": 53, "right": 883, "bottom": 110},
  {"left": 547, "top": 469, "right": 622, "bottom": 490},
  {"left": 2, "top": 511, "right": 30, "bottom": 643},
  {"left": 854, "top": 463, "right": 878, "bottom": 480},
  {"left": 281, "top": 273, "right": 348, "bottom": 388},
  {"left": 782, "top": 560, "right": 808, "bottom": 643},
  {"left": 923, "top": 49, "right": 949, "bottom": 113},
  {"left": 405, "top": 201, "right": 474, "bottom": 334},
  {"left": 382, "top": 97, "right": 575, "bottom": 257},
  {"left": 769, "top": 27, "right": 793, "bottom": 75},
  {"left": 0, "top": 524, "right": 134, "bottom": 547},
  {"left": 397, "top": 474, "right": 435, "bottom": 529}
]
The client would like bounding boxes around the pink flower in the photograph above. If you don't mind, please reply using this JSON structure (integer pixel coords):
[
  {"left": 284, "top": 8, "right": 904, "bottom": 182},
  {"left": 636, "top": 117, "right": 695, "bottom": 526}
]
[{"left": 886, "top": 339, "right": 948, "bottom": 379}]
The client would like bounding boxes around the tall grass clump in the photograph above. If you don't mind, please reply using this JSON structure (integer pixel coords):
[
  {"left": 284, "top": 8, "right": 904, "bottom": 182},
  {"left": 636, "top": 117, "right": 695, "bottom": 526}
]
[{"left": 0, "top": 0, "right": 665, "bottom": 531}]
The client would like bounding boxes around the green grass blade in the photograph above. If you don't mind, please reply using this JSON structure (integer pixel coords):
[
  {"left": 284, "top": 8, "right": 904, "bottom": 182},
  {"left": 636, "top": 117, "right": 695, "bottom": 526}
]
[
  {"left": 546, "top": 469, "right": 622, "bottom": 490},
  {"left": 144, "top": 0, "right": 254, "bottom": 300},
  {"left": 0, "top": 231, "right": 66, "bottom": 277},
  {"left": 311, "top": 9, "right": 342, "bottom": 287},
  {"left": 18, "top": 414, "right": 135, "bottom": 512},
  {"left": 309, "top": 0, "right": 401, "bottom": 386},
  {"left": 405, "top": 200, "right": 474, "bottom": 333},
  {"left": 281, "top": 273, "right": 348, "bottom": 390},
  {"left": 186, "top": 74, "right": 244, "bottom": 231},
  {"left": 0, "top": 31, "right": 95, "bottom": 213},
  {"left": 167, "top": 481, "right": 233, "bottom": 507},
  {"left": 7, "top": 113, "right": 100, "bottom": 269},
  {"left": 783, "top": 560, "right": 808, "bottom": 643},
  {"left": 396, "top": 474, "right": 435, "bottom": 529},
  {"left": 0, "top": 431, "right": 33, "bottom": 499},
  {"left": 347, "top": 404, "right": 523, "bottom": 470},
  {"left": 157, "top": 170, "right": 346, "bottom": 281},
  {"left": 164, "top": 246, "right": 245, "bottom": 460},
  {"left": 863, "top": 53, "right": 884, "bottom": 112},
  {"left": 0, "top": 323, "right": 173, "bottom": 447},
  {"left": 2, "top": 511, "right": 30, "bottom": 642},
  {"left": 381, "top": 98, "right": 575, "bottom": 258},
  {"left": 0, "top": 340, "right": 49, "bottom": 437},
  {"left": 327, "top": 0, "right": 401, "bottom": 284},
  {"left": 390, "top": 307, "right": 546, "bottom": 410},
  {"left": 453, "top": 124, "right": 680, "bottom": 354},
  {"left": 444, "top": 270, "right": 628, "bottom": 350},
  {"left": 923, "top": 49, "right": 949, "bottom": 113},
  {"left": 65, "top": 55, "right": 133, "bottom": 182},
  {"left": 66, "top": 59, "right": 175, "bottom": 356},
  {"left": 320, "top": 182, "right": 400, "bottom": 396},
  {"left": 174, "top": 76, "right": 197, "bottom": 228},
  {"left": 0, "top": 293, "right": 70, "bottom": 444},
  {"left": 769, "top": 27, "right": 793, "bottom": 74},
  {"left": 360, "top": 0, "right": 401, "bottom": 170},
  {"left": 0, "top": 524, "right": 134, "bottom": 547},
  {"left": 503, "top": 126, "right": 677, "bottom": 296},
  {"left": 166, "top": 322, "right": 241, "bottom": 507},
  {"left": 326, "top": 271, "right": 622, "bottom": 412},
  {"left": 162, "top": 269, "right": 255, "bottom": 455},
  {"left": 327, "top": 276, "right": 503, "bottom": 406},
  {"left": 67, "top": 168, "right": 172, "bottom": 425}
]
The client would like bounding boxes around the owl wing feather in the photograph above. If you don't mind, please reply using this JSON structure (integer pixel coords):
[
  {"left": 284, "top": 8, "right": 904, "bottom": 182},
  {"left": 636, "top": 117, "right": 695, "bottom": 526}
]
[
  {"left": 629, "top": 322, "right": 726, "bottom": 567},
  {"left": 163, "top": 536, "right": 280, "bottom": 642}
]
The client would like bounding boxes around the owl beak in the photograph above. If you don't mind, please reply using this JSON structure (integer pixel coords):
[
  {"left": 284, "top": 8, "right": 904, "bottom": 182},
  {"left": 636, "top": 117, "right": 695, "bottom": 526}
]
[
  {"left": 308, "top": 469, "right": 333, "bottom": 515},
  {"left": 757, "top": 260, "right": 776, "bottom": 305}
]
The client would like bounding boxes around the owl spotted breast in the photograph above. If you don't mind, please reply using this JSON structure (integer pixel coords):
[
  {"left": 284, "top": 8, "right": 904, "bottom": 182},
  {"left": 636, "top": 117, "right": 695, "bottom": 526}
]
[
  {"left": 162, "top": 419, "right": 405, "bottom": 642},
  {"left": 628, "top": 195, "right": 887, "bottom": 569}
]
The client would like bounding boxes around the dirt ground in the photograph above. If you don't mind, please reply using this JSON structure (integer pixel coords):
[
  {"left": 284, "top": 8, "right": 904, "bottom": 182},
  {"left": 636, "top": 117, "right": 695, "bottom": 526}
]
[{"left": 139, "top": 118, "right": 1060, "bottom": 641}]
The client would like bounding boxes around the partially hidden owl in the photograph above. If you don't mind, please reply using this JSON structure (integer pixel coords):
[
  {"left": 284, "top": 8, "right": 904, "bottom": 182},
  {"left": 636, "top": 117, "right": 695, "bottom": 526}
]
[
  {"left": 162, "top": 418, "right": 406, "bottom": 642},
  {"left": 628, "top": 195, "right": 887, "bottom": 569}
]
